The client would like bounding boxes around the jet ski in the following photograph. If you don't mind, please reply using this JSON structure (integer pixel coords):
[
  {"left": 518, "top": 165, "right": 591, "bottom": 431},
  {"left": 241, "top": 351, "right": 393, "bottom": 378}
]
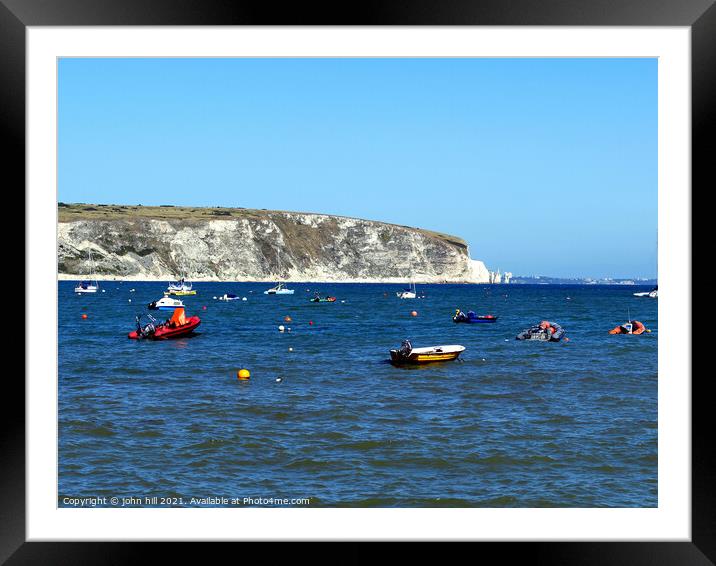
[
  {"left": 516, "top": 320, "right": 565, "bottom": 342},
  {"left": 128, "top": 308, "right": 200, "bottom": 340},
  {"left": 453, "top": 309, "right": 498, "bottom": 323}
]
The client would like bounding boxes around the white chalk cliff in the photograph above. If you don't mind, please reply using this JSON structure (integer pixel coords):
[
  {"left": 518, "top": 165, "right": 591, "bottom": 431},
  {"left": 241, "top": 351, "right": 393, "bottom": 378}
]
[{"left": 58, "top": 204, "right": 497, "bottom": 283}]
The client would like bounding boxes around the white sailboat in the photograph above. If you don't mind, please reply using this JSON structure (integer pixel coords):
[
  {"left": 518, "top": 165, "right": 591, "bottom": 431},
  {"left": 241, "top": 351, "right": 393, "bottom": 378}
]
[
  {"left": 166, "top": 275, "right": 196, "bottom": 295},
  {"left": 74, "top": 249, "right": 100, "bottom": 294},
  {"left": 397, "top": 282, "right": 417, "bottom": 299},
  {"left": 264, "top": 251, "right": 294, "bottom": 295}
]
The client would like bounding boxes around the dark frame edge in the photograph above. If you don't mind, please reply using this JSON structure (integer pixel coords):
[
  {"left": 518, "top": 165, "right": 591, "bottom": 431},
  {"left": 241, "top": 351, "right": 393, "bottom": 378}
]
[
  {"left": 5, "top": 0, "right": 712, "bottom": 563},
  {"left": 691, "top": 1, "right": 716, "bottom": 564},
  {"left": 0, "top": 0, "right": 26, "bottom": 564}
]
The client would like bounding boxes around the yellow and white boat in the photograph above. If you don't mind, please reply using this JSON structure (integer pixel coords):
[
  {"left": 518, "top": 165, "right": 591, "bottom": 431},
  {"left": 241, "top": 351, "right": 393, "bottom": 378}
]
[
  {"left": 165, "top": 277, "right": 196, "bottom": 296},
  {"left": 390, "top": 340, "right": 465, "bottom": 364}
]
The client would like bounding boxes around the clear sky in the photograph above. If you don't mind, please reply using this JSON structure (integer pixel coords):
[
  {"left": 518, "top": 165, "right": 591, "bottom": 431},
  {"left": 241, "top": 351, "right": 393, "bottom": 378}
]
[{"left": 58, "top": 58, "right": 657, "bottom": 278}]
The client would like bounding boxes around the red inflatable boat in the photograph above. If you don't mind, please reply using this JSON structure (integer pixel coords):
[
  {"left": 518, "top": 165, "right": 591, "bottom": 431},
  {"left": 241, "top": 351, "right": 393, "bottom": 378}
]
[{"left": 128, "top": 308, "right": 201, "bottom": 340}]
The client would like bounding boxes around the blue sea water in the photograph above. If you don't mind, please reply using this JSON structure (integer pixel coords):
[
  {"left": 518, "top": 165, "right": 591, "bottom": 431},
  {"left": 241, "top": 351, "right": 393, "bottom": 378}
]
[{"left": 58, "top": 282, "right": 657, "bottom": 507}]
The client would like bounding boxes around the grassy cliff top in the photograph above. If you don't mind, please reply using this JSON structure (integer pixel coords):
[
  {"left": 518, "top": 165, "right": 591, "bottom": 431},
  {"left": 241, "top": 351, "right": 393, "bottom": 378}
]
[{"left": 58, "top": 203, "right": 468, "bottom": 248}]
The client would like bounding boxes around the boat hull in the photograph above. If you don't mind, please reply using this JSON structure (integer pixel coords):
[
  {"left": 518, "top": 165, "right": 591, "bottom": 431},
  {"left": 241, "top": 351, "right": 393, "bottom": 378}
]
[
  {"left": 165, "top": 290, "right": 196, "bottom": 296},
  {"left": 453, "top": 316, "right": 498, "bottom": 324},
  {"left": 75, "top": 288, "right": 98, "bottom": 294}
]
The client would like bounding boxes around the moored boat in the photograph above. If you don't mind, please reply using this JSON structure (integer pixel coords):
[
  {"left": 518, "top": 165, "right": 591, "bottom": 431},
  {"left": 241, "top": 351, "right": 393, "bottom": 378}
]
[
  {"left": 389, "top": 339, "right": 465, "bottom": 364},
  {"left": 128, "top": 308, "right": 200, "bottom": 340},
  {"left": 396, "top": 282, "right": 417, "bottom": 299},
  {"left": 148, "top": 296, "right": 185, "bottom": 311},
  {"left": 609, "top": 320, "right": 649, "bottom": 335},
  {"left": 74, "top": 249, "right": 100, "bottom": 294},
  {"left": 634, "top": 285, "right": 657, "bottom": 298},
  {"left": 453, "top": 310, "right": 498, "bottom": 323},
  {"left": 516, "top": 321, "right": 565, "bottom": 342},
  {"left": 166, "top": 277, "right": 196, "bottom": 296},
  {"left": 264, "top": 282, "right": 295, "bottom": 295}
]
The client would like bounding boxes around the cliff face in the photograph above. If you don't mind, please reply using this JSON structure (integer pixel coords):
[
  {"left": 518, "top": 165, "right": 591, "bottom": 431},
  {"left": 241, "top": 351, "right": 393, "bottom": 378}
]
[{"left": 57, "top": 204, "right": 492, "bottom": 282}]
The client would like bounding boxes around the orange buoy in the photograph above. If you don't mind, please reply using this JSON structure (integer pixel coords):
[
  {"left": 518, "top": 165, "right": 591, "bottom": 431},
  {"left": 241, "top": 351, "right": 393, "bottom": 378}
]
[
  {"left": 81, "top": 314, "right": 88, "bottom": 320},
  {"left": 309, "top": 320, "right": 313, "bottom": 326},
  {"left": 202, "top": 306, "right": 207, "bottom": 310},
  {"left": 284, "top": 316, "right": 292, "bottom": 323},
  {"left": 237, "top": 369, "right": 250, "bottom": 380},
  {"left": 410, "top": 311, "right": 418, "bottom": 317}
]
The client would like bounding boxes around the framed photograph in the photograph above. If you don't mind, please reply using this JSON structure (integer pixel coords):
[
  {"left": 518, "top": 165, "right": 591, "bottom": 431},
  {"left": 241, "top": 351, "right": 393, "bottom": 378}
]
[{"left": 8, "top": 0, "right": 709, "bottom": 562}]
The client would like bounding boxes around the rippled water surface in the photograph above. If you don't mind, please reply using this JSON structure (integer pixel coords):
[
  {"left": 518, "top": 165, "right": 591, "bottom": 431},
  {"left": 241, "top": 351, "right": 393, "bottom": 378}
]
[{"left": 59, "top": 282, "right": 657, "bottom": 507}]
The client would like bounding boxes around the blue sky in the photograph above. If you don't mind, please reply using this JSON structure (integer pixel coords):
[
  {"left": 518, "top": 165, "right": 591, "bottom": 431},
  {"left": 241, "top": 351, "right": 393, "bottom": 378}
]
[{"left": 58, "top": 58, "right": 657, "bottom": 278}]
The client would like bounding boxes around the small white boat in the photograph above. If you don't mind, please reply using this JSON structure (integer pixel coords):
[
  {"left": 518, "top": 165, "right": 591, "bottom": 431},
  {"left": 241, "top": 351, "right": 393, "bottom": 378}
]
[
  {"left": 218, "top": 293, "right": 241, "bottom": 301},
  {"left": 397, "top": 282, "right": 417, "bottom": 299},
  {"left": 74, "top": 249, "right": 100, "bottom": 294},
  {"left": 264, "top": 251, "right": 294, "bottom": 294},
  {"left": 634, "top": 286, "right": 658, "bottom": 298},
  {"left": 264, "top": 282, "right": 295, "bottom": 295},
  {"left": 148, "top": 296, "right": 185, "bottom": 311},
  {"left": 390, "top": 340, "right": 465, "bottom": 364}
]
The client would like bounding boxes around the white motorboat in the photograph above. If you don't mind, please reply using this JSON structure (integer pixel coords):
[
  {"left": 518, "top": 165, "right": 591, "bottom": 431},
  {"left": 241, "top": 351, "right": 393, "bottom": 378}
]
[
  {"left": 148, "top": 296, "right": 185, "bottom": 311},
  {"left": 634, "top": 285, "right": 658, "bottom": 298},
  {"left": 264, "top": 282, "right": 295, "bottom": 295}
]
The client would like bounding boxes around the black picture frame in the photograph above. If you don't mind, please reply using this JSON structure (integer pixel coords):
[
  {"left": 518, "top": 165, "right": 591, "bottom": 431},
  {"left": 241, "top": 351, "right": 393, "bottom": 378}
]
[{"left": 5, "top": 0, "right": 709, "bottom": 563}]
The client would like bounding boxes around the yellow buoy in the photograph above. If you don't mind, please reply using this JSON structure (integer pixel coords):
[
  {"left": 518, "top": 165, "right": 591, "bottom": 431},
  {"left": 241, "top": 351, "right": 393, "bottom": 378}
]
[{"left": 237, "top": 369, "right": 250, "bottom": 380}]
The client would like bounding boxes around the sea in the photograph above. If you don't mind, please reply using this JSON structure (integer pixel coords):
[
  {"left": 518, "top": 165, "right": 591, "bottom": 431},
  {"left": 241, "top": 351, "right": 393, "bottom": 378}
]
[{"left": 58, "top": 282, "right": 658, "bottom": 507}]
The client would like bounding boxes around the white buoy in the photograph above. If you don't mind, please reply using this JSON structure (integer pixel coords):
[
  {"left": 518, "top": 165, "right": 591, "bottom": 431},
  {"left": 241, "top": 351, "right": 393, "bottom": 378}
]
[
  {"left": 278, "top": 325, "right": 285, "bottom": 332},
  {"left": 242, "top": 297, "right": 247, "bottom": 301},
  {"left": 275, "top": 377, "right": 283, "bottom": 383},
  {"left": 213, "top": 296, "right": 217, "bottom": 300},
  {"left": 128, "top": 299, "right": 132, "bottom": 303},
  {"left": 288, "top": 347, "right": 293, "bottom": 352}
]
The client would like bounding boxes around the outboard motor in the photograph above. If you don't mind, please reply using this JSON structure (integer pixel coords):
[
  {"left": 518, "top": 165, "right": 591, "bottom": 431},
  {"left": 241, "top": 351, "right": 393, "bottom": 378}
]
[{"left": 398, "top": 339, "right": 413, "bottom": 357}]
